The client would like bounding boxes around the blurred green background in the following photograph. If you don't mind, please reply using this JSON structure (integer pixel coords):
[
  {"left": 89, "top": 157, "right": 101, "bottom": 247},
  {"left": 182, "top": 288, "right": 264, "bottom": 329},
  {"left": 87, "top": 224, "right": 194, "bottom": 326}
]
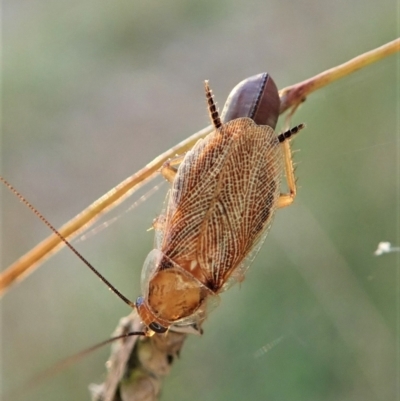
[{"left": 2, "top": 1, "right": 398, "bottom": 400}]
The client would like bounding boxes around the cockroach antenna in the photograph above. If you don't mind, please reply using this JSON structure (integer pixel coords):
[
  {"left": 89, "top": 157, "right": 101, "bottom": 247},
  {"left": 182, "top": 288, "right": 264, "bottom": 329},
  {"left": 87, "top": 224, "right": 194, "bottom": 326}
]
[{"left": 0, "top": 175, "right": 137, "bottom": 309}]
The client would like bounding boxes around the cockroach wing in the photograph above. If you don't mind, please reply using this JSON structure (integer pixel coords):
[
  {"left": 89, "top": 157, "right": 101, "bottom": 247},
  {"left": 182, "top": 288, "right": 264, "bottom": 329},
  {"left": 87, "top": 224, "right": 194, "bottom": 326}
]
[
  {"left": 161, "top": 118, "right": 283, "bottom": 292},
  {"left": 160, "top": 123, "right": 237, "bottom": 271},
  {"left": 197, "top": 119, "right": 283, "bottom": 291}
]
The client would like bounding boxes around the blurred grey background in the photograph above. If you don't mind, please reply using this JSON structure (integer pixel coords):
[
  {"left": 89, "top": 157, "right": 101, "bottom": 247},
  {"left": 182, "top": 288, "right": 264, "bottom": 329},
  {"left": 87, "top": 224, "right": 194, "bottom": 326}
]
[{"left": 2, "top": 1, "right": 398, "bottom": 400}]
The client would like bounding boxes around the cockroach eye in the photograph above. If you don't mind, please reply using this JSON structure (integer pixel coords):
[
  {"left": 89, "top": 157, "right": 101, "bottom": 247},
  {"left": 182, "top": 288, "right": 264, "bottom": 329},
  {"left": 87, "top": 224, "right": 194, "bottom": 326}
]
[{"left": 148, "top": 322, "right": 168, "bottom": 333}]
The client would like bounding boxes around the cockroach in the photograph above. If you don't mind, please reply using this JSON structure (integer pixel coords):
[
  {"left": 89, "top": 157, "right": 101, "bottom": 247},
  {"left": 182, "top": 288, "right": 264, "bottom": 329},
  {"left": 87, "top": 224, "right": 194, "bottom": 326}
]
[
  {"left": 2, "top": 73, "right": 303, "bottom": 335},
  {"left": 135, "top": 74, "right": 304, "bottom": 333},
  {"left": 1, "top": 73, "right": 304, "bottom": 399}
]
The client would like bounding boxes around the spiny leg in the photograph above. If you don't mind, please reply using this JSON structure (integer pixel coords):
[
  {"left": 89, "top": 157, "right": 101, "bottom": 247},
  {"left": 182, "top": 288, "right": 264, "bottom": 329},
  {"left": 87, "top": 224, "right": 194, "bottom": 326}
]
[
  {"left": 204, "top": 80, "right": 222, "bottom": 129},
  {"left": 277, "top": 124, "right": 305, "bottom": 209}
]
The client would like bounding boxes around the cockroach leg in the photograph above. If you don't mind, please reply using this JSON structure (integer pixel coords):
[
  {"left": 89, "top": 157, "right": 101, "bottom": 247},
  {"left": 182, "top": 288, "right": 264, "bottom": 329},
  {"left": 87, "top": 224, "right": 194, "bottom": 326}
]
[
  {"left": 277, "top": 124, "right": 305, "bottom": 209},
  {"left": 161, "top": 164, "right": 177, "bottom": 183},
  {"left": 152, "top": 215, "right": 166, "bottom": 231},
  {"left": 277, "top": 139, "right": 296, "bottom": 208},
  {"left": 161, "top": 154, "right": 185, "bottom": 183}
]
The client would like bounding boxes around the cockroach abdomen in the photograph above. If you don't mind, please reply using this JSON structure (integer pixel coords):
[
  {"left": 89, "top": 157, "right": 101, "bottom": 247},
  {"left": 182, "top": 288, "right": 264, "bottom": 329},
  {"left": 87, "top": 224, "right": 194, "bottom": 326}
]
[{"left": 220, "top": 72, "right": 280, "bottom": 129}]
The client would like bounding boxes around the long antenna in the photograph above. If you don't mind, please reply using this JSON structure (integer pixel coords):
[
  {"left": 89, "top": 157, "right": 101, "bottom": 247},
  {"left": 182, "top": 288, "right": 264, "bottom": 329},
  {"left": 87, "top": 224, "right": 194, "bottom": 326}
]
[
  {"left": 1, "top": 176, "right": 136, "bottom": 309},
  {"left": 4, "top": 330, "right": 146, "bottom": 401}
]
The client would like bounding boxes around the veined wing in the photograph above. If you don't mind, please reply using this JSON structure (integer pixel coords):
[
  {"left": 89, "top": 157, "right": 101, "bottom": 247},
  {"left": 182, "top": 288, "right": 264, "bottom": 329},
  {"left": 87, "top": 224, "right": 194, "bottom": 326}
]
[
  {"left": 197, "top": 119, "right": 283, "bottom": 290},
  {"left": 160, "top": 118, "right": 282, "bottom": 291},
  {"left": 160, "top": 123, "right": 236, "bottom": 269}
]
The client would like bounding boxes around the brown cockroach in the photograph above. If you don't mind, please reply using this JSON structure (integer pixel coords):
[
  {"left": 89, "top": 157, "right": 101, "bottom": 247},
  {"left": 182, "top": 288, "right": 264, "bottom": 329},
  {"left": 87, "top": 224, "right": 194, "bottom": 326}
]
[
  {"left": 1, "top": 73, "right": 304, "bottom": 399},
  {"left": 1, "top": 73, "right": 303, "bottom": 336},
  {"left": 135, "top": 74, "right": 304, "bottom": 333},
  {"left": 94, "top": 72, "right": 305, "bottom": 400}
]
